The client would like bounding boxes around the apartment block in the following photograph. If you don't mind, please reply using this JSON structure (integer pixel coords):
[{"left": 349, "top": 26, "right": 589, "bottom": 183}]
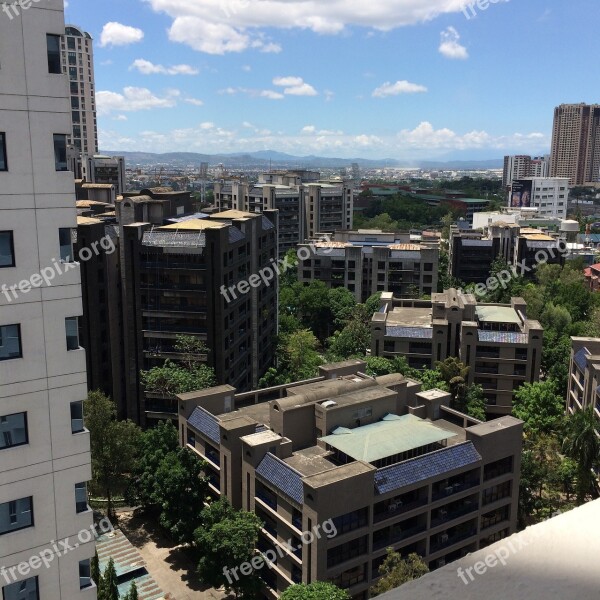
[
  {"left": 371, "top": 290, "right": 543, "bottom": 416},
  {"left": 503, "top": 155, "right": 549, "bottom": 188},
  {"left": 0, "top": 2, "right": 96, "bottom": 598},
  {"left": 550, "top": 103, "right": 600, "bottom": 185},
  {"left": 566, "top": 337, "right": 600, "bottom": 422},
  {"left": 510, "top": 177, "right": 569, "bottom": 219},
  {"left": 116, "top": 195, "right": 279, "bottom": 424},
  {"left": 297, "top": 231, "right": 440, "bottom": 302},
  {"left": 62, "top": 25, "right": 97, "bottom": 155},
  {"left": 215, "top": 171, "right": 353, "bottom": 256},
  {"left": 81, "top": 154, "right": 125, "bottom": 195},
  {"left": 178, "top": 361, "right": 523, "bottom": 599}
]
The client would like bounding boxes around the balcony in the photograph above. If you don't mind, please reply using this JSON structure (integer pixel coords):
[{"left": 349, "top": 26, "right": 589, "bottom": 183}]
[
  {"left": 430, "top": 527, "right": 477, "bottom": 553},
  {"left": 373, "top": 523, "right": 427, "bottom": 551},
  {"left": 432, "top": 478, "right": 480, "bottom": 502},
  {"left": 374, "top": 496, "right": 428, "bottom": 524},
  {"left": 141, "top": 260, "right": 206, "bottom": 270},
  {"left": 431, "top": 499, "right": 479, "bottom": 527}
]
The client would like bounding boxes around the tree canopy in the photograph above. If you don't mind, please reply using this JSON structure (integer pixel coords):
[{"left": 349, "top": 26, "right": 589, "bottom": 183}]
[{"left": 280, "top": 582, "right": 350, "bottom": 600}]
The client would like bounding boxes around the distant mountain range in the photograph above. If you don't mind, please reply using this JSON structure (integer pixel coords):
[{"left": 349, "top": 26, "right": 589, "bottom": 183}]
[{"left": 101, "top": 150, "right": 504, "bottom": 171}]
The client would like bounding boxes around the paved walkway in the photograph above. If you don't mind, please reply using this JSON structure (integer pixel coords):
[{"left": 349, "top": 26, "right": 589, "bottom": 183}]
[{"left": 117, "top": 510, "right": 228, "bottom": 600}]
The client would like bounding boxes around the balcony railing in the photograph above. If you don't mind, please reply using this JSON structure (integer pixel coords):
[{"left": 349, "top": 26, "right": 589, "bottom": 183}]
[
  {"left": 430, "top": 527, "right": 477, "bottom": 553},
  {"left": 430, "top": 501, "right": 479, "bottom": 527},
  {"left": 432, "top": 478, "right": 480, "bottom": 501}
]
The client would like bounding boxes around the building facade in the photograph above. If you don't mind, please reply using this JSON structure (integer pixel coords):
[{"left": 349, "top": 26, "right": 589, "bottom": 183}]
[
  {"left": 62, "top": 25, "right": 97, "bottom": 156},
  {"left": 503, "top": 155, "right": 550, "bottom": 189},
  {"left": 178, "top": 361, "right": 523, "bottom": 599},
  {"left": 0, "top": 2, "right": 96, "bottom": 598},
  {"left": 550, "top": 103, "right": 600, "bottom": 185},
  {"left": 81, "top": 154, "right": 125, "bottom": 196},
  {"left": 215, "top": 171, "right": 353, "bottom": 256},
  {"left": 566, "top": 337, "right": 600, "bottom": 423},
  {"left": 371, "top": 290, "right": 544, "bottom": 416},
  {"left": 297, "top": 231, "right": 440, "bottom": 302},
  {"left": 509, "top": 177, "right": 569, "bottom": 219}
]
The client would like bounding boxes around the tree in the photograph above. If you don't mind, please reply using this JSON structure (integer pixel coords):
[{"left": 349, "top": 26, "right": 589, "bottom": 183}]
[
  {"left": 328, "top": 319, "right": 370, "bottom": 359},
  {"left": 99, "top": 558, "right": 118, "bottom": 600},
  {"left": 85, "top": 391, "right": 141, "bottom": 518},
  {"left": 195, "top": 499, "right": 263, "bottom": 598},
  {"left": 280, "top": 582, "right": 350, "bottom": 600},
  {"left": 370, "top": 549, "right": 429, "bottom": 596},
  {"left": 462, "top": 384, "right": 487, "bottom": 422},
  {"left": 328, "top": 287, "right": 357, "bottom": 330},
  {"left": 172, "top": 335, "right": 210, "bottom": 372},
  {"left": 298, "top": 281, "right": 332, "bottom": 342},
  {"left": 436, "top": 357, "right": 470, "bottom": 405},
  {"left": 123, "top": 582, "right": 139, "bottom": 600},
  {"left": 153, "top": 448, "right": 209, "bottom": 544},
  {"left": 365, "top": 357, "right": 395, "bottom": 377},
  {"left": 91, "top": 550, "right": 100, "bottom": 587},
  {"left": 141, "top": 359, "right": 217, "bottom": 397},
  {"left": 125, "top": 420, "right": 178, "bottom": 510},
  {"left": 562, "top": 407, "right": 600, "bottom": 505},
  {"left": 513, "top": 381, "right": 565, "bottom": 436}
]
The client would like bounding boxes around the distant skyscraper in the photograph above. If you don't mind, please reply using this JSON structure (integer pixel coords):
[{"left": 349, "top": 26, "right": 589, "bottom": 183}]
[
  {"left": 550, "top": 103, "right": 600, "bottom": 185},
  {"left": 502, "top": 155, "right": 549, "bottom": 188},
  {"left": 62, "top": 25, "right": 98, "bottom": 155}
]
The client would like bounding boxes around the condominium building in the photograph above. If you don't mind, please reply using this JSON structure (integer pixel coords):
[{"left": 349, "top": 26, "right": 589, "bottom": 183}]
[
  {"left": 215, "top": 171, "right": 353, "bottom": 256},
  {"left": 81, "top": 154, "right": 125, "bottom": 195},
  {"left": 371, "top": 290, "right": 544, "bottom": 416},
  {"left": 62, "top": 25, "right": 98, "bottom": 155},
  {"left": 178, "top": 360, "right": 523, "bottom": 599},
  {"left": 502, "top": 155, "right": 550, "bottom": 189},
  {"left": 550, "top": 103, "right": 600, "bottom": 185},
  {"left": 100, "top": 191, "right": 279, "bottom": 424},
  {"left": 509, "top": 177, "right": 569, "bottom": 219},
  {"left": 297, "top": 231, "right": 440, "bottom": 302},
  {"left": 0, "top": 2, "right": 96, "bottom": 599},
  {"left": 566, "top": 337, "right": 600, "bottom": 422}
]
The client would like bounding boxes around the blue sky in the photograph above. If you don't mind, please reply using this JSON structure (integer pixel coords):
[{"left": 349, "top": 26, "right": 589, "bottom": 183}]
[{"left": 64, "top": 0, "right": 600, "bottom": 160}]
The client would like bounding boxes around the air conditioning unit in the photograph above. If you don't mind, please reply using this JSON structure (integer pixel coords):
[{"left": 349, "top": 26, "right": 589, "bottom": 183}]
[
  {"left": 439, "top": 509, "right": 448, "bottom": 518},
  {"left": 440, "top": 533, "right": 449, "bottom": 543},
  {"left": 388, "top": 501, "right": 402, "bottom": 511},
  {"left": 445, "top": 486, "right": 454, "bottom": 495},
  {"left": 437, "top": 559, "right": 446, "bottom": 568}
]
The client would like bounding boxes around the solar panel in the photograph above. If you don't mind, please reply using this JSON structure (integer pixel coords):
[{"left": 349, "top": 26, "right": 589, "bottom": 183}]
[
  {"left": 574, "top": 347, "right": 590, "bottom": 372},
  {"left": 256, "top": 453, "right": 304, "bottom": 504},
  {"left": 188, "top": 407, "right": 220, "bottom": 444},
  {"left": 385, "top": 327, "right": 433, "bottom": 339}
]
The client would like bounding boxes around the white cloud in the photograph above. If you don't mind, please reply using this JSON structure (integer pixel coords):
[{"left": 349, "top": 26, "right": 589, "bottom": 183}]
[
  {"left": 302, "top": 125, "right": 316, "bottom": 133},
  {"left": 439, "top": 26, "right": 468, "bottom": 60},
  {"left": 242, "top": 65, "right": 252, "bottom": 72},
  {"left": 184, "top": 98, "right": 204, "bottom": 106},
  {"left": 273, "top": 76, "right": 318, "bottom": 96},
  {"left": 145, "top": 0, "right": 474, "bottom": 54},
  {"left": 113, "top": 115, "right": 128, "bottom": 121},
  {"left": 96, "top": 87, "right": 179, "bottom": 115},
  {"left": 99, "top": 22, "right": 144, "bottom": 47},
  {"left": 372, "top": 80, "right": 427, "bottom": 98},
  {"left": 130, "top": 59, "right": 199, "bottom": 75},
  {"left": 220, "top": 87, "right": 285, "bottom": 100},
  {"left": 260, "top": 90, "right": 286, "bottom": 100}
]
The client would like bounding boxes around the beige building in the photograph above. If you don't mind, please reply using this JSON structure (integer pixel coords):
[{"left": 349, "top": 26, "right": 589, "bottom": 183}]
[
  {"left": 371, "top": 290, "right": 544, "bottom": 416},
  {"left": 550, "top": 103, "right": 600, "bottom": 185},
  {"left": 62, "top": 25, "right": 97, "bottom": 156},
  {"left": 178, "top": 360, "right": 523, "bottom": 599},
  {"left": 566, "top": 337, "right": 600, "bottom": 422},
  {"left": 297, "top": 231, "right": 440, "bottom": 302}
]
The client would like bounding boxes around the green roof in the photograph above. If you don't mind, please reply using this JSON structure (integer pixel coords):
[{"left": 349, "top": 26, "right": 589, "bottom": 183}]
[
  {"left": 476, "top": 306, "right": 522, "bottom": 324},
  {"left": 460, "top": 198, "right": 491, "bottom": 204},
  {"left": 320, "top": 414, "right": 456, "bottom": 463}
]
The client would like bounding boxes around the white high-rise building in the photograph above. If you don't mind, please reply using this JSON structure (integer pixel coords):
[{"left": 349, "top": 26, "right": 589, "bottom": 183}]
[
  {"left": 0, "top": 2, "right": 96, "bottom": 599},
  {"left": 62, "top": 25, "right": 98, "bottom": 155},
  {"left": 509, "top": 177, "right": 570, "bottom": 219}
]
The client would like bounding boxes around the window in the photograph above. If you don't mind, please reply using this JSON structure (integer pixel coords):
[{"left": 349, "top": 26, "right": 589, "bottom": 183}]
[
  {"left": 46, "top": 34, "right": 61, "bottom": 73},
  {"left": 2, "top": 576, "right": 39, "bottom": 600},
  {"left": 65, "top": 318, "right": 79, "bottom": 351},
  {"left": 70, "top": 401, "right": 84, "bottom": 434},
  {"left": 75, "top": 483, "right": 88, "bottom": 514},
  {"left": 53, "top": 134, "right": 68, "bottom": 171},
  {"left": 59, "top": 228, "right": 73, "bottom": 262},
  {"left": 0, "top": 497, "right": 33, "bottom": 535},
  {"left": 0, "top": 325, "right": 22, "bottom": 361},
  {"left": 0, "top": 413, "right": 28, "bottom": 450},
  {"left": 0, "top": 132, "right": 7, "bottom": 171},
  {"left": 0, "top": 232, "right": 15, "bottom": 267},
  {"left": 79, "top": 559, "right": 92, "bottom": 589}
]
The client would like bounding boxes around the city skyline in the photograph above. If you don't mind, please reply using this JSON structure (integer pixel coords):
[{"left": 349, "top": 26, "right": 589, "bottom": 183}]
[{"left": 61, "top": 0, "right": 600, "bottom": 159}]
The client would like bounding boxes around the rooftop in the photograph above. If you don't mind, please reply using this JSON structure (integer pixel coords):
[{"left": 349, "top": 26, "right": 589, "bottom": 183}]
[
  {"left": 476, "top": 306, "right": 522, "bottom": 325},
  {"left": 159, "top": 219, "right": 227, "bottom": 231},
  {"left": 212, "top": 209, "right": 256, "bottom": 219},
  {"left": 387, "top": 307, "right": 433, "bottom": 327},
  {"left": 320, "top": 414, "right": 456, "bottom": 463}
]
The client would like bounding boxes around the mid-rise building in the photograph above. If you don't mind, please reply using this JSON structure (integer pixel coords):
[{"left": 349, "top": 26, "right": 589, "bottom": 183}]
[
  {"left": 550, "top": 103, "right": 600, "bottom": 185},
  {"left": 215, "top": 171, "right": 353, "bottom": 256},
  {"left": 62, "top": 25, "right": 97, "bottom": 155},
  {"left": 178, "top": 360, "right": 523, "bottom": 599},
  {"left": 297, "top": 230, "right": 440, "bottom": 302},
  {"left": 371, "top": 290, "right": 544, "bottom": 416},
  {"left": 1, "top": 2, "right": 96, "bottom": 598},
  {"left": 503, "top": 155, "right": 550, "bottom": 188},
  {"left": 566, "top": 337, "right": 600, "bottom": 423},
  {"left": 509, "top": 177, "right": 569, "bottom": 219},
  {"left": 81, "top": 154, "right": 125, "bottom": 196}
]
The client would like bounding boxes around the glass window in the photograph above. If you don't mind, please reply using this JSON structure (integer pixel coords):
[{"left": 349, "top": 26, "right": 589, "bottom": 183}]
[
  {"left": 79, "top": 559, "right": 92, "bottom": 589},
  {"left": 0, "top": 497, "right": 33, "bottom": 535},
  {"left": 59, "top": 228, "right": 73, "bottom": 262},
  {"left": 0, "top": 325, "right": 22, "bottom": 361},
  {"left": 46, "top": 34, "right": 61, "bottom": 73},
  {"left": 0, "top": 232, "right": 15, "bottom": 267},
  {"left": 0, "top": 132, "right": 7, "bottom": 171},
  {"left": 65, "top": 317, "right": 79, "bottom": 351},
  {"left": 0, "top": 413, "right": 28, "bottom": 450},
  {"left": 70, "top": 401, "right": 84, "bottom": 434},
  {"left": 75, "top": 482, "right": 88, "bottom": 514},
  {"left": 2, "top": 576, "right": 39, "bottom": 600},
  {"left": 53, "top": 134, "right": 67, "bottom": 171}
]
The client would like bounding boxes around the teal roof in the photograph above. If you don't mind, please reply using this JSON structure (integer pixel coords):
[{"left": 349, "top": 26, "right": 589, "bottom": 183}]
[
  {"left": 459, "top": 198, "right": 491, "bottom": 204},
  {"left": 476, "top": 306, "right": 522, "bottom": 324},
  {"left": 320, "top": 414, "right": 456, "bottom": 463}
]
